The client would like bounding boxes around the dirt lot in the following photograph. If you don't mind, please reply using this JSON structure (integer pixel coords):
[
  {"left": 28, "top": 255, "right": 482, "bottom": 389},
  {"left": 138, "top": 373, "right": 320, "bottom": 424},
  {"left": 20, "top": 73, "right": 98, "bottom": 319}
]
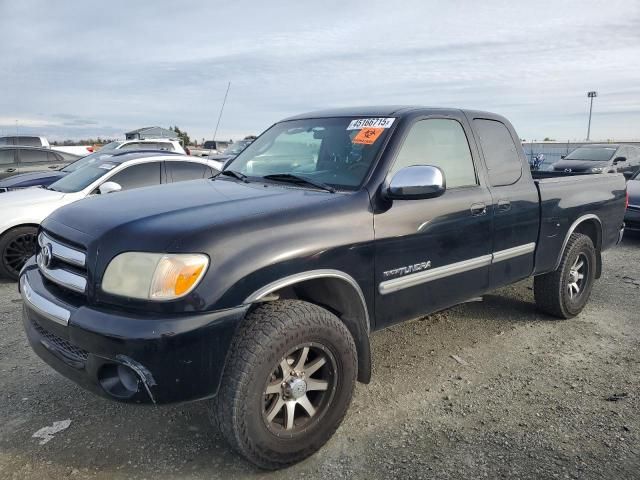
[{"left": 1, "top": 236, "right": 639, "bottom": 480}]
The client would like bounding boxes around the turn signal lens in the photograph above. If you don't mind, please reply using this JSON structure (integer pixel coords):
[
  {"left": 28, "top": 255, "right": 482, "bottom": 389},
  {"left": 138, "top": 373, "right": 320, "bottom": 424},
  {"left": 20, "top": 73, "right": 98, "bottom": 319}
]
[{"left": 149, "top": 255, "right": 208, "bottom": 299}]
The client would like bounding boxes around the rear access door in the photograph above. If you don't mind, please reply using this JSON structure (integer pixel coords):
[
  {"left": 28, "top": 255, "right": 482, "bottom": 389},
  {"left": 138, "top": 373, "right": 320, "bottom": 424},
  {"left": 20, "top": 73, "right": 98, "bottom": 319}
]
[{"left": 467, "top": 114, "right": 539, "bottom": 289}]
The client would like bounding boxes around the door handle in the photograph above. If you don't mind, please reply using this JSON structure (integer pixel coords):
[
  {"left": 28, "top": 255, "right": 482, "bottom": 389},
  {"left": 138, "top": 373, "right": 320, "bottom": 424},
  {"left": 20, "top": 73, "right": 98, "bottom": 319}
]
[
  {"left": 470, "top": 202, "right": 487, "bottom": 216},
  {"left": 5, "top": 168, "right": 16, "bottom": 173},
  {"left": 497, "top": 199, "right": 511, "bottom": 212},
  {"left": 48, "top": 165, "right": 59, "bottom": 169}
]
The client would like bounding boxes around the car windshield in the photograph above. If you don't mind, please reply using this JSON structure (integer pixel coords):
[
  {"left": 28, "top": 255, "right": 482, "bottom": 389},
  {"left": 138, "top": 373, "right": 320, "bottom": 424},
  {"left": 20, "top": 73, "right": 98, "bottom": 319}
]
[
  {"left": 223, "top": 141, "right": 251, "bottom": 155},
  {"left": 96, "top": 141, "right": 123, "bottom": 152},
  {"left": 225, "top": 117, "right": 395, "bottom": 190},
  {"left": 564, "top": 147, "right": 617, "bottom": 161},
  {"left": 632, "top": 169, "right": 640, "bottom": 181},
  {"left": 61, "top": 151, "right": 115, "bottom": 173},
  {"left": 49, "top": 156, "right": 118, "bottom": 193}
]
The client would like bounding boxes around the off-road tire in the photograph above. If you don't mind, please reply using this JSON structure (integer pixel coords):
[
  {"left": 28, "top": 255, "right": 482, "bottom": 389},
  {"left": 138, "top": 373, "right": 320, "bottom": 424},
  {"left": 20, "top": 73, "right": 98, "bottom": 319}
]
[
  {"left": 534, "top": 233, "right": 596, "bottom": 319},
  {"left": 0, "top": 226, "right": 38, "bottom": 281},
  {"left": 208, "top": 300, "right": 358, "bottom": 470}
]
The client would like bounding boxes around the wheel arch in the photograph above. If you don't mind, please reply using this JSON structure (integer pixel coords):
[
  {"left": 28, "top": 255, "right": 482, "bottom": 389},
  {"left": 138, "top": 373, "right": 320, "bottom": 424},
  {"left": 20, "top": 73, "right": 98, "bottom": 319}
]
[
  {"left": 555, "top": 214, "right": 603, "bottom": 278},
  {"left": 244, "top": 270, "right": 372, "bottom": 384}
]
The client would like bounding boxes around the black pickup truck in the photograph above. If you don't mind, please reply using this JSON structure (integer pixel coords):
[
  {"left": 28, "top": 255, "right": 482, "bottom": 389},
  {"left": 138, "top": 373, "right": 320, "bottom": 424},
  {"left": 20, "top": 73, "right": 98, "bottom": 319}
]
[{"left": 19, "top": 107, "right": 626, "bottom": 469}]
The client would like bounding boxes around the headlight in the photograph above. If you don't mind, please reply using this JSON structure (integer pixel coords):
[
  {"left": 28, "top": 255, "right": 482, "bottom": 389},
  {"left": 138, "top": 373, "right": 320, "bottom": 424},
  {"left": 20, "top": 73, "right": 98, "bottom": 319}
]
[
  {"left": 102, "top": 252, "right": 209, "bottom": 300},
  {"left": 590, "top": 167, "right": 605, "bottom": 173}
]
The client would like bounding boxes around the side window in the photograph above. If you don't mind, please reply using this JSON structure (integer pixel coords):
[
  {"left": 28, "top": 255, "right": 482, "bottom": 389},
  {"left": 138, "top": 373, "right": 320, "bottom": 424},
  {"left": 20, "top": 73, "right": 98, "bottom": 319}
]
[
  {"left": 166, "top": 161, "right": 207, "bottom": 182},
  {"left": 18, "top": 149, "right": 49, "bottom": 163},
  {"left": 0, "top": 149, "right": 16, "bottom": 165},
  {"left": 390, "top": 118, "right": 477, "bottom": 188},
  {"left": 107, "top": 162, "right": 161, "bottom": 190},
  {"left": 473, "top": 119, "right": 522, "bottom": 187},
  {"left": 19, "top": 137, "right": 42, "bottom": 147}
]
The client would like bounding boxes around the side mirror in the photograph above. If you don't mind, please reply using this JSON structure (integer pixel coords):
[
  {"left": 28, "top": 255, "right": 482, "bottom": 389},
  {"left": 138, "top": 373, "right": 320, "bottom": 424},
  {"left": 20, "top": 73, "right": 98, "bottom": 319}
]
[
  {"left": 613, "top": 156, "right": 626, "bottom": 163},
  {"left": 98, "top": 181, "right": 122, "bottom": 195},
  {"left": 385, "top": 165, "right": 446, "bottom": 200},
  {"left": 560, "top": 155, "right": 566, "bottom": 159}
]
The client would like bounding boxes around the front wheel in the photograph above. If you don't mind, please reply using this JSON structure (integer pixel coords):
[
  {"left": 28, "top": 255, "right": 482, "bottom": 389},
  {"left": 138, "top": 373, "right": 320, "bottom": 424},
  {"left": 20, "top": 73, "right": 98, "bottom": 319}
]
[
  {"left": 534, "top": 233, "right": 597, "bottom": 318},
  {"left": 0, "top": 226, "right": 38, "bottom": 281},
  {"left": 209, "top": 300, "right": 357, "bottom": 470}
]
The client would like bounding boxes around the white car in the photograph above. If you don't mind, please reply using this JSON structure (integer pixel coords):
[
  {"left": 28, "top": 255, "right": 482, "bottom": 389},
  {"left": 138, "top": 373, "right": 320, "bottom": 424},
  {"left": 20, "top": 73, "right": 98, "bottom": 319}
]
[{"left": 0, "top": 151, "right": 221, "bottom": 280}]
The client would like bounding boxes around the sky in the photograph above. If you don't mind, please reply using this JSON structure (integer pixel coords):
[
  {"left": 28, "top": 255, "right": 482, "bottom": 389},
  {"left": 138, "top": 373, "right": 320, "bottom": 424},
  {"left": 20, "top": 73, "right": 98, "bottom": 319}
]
[{"left": 1, "top": 0, "right": 639, "bottom": 143}]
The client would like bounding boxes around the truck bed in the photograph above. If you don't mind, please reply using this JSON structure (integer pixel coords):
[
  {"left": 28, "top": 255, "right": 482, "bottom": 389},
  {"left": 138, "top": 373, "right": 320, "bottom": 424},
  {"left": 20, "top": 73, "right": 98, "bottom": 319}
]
[{"left": 532, "top": 173, "right": 627, "bottom": 275}]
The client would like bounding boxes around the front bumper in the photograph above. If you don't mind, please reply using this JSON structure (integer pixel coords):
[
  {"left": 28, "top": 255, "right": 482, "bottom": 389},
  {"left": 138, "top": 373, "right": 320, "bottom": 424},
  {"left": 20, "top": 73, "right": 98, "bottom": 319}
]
[{"left": 20, "top": 265, "right": 248, "bottom": 404}]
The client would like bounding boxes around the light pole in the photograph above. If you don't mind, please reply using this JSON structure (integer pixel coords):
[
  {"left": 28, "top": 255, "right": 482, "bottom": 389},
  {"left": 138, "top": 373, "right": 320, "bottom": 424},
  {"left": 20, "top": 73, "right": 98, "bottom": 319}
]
[{"left": 586, "top": 91, "right": 597, "bottom": 141}]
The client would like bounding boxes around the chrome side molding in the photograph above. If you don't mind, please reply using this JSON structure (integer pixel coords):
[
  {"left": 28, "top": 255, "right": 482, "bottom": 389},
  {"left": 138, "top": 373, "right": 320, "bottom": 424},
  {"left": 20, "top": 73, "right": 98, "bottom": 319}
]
[
  {"left": 379, "top": 255, "right": 493, "bottom": 295},
  {"left": 379, "top": 242, "right": 537, "bottom": 295},
  {"left": 20, "top": 276, "right": 71, "bottom": 326},
  {"left": 492, "top": 242, "right": 536, "bottom": 263}
]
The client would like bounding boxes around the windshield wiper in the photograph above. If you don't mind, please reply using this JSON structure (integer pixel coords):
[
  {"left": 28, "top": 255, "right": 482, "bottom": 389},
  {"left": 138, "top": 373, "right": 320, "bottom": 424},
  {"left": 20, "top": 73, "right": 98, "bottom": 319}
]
[
  {"left": 262, "top": 173, "right": 335, "bottom": 193},
  {"left": 219, "top": 169, "right": 249, "bottom": 183}
]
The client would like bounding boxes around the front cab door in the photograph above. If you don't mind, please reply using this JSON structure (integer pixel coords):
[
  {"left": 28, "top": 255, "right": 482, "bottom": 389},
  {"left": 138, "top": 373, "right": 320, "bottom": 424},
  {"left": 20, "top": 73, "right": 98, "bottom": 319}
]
[{"left": 374, "top": 114, "right": 493, "bottom": 328}]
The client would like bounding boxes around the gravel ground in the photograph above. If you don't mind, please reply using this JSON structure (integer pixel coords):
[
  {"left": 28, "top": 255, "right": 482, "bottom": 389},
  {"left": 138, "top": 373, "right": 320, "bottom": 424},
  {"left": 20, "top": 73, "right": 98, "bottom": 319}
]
[{"left": 1, "top": 235, "right": 639, "bottom": 479}]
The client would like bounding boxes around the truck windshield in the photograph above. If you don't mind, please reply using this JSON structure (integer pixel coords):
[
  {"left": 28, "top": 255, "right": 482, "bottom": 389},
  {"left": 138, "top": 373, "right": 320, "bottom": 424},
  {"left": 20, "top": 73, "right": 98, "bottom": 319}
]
[
  {"left": 565, "top": 147, "right": 617, "bottom": 161},
  {"left": 49, "top": 155, "right": 117, "bottom": 193},
  {"left": 226, "top": 117, "right": 395, "bottom": 190}
]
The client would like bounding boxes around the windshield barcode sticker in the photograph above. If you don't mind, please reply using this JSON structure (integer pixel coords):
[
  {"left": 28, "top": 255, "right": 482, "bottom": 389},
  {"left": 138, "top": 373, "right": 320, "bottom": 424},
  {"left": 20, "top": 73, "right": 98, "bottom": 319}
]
[{"left": 347, "top": 118, "right": 395, "bottom": 130}]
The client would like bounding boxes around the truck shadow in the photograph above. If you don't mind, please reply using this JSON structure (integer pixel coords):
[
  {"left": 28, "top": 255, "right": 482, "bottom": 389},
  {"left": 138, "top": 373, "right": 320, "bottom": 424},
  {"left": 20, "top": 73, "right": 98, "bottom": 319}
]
[{"left": 0, "top": 280, "right": 584, "bottom": 477}]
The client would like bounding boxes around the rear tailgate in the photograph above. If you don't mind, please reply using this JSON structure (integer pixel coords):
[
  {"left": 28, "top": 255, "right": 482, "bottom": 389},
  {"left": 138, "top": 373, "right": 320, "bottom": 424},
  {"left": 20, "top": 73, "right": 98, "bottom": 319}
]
[{"left": 532, "top": 173, "right": 626, "bottom": 275}]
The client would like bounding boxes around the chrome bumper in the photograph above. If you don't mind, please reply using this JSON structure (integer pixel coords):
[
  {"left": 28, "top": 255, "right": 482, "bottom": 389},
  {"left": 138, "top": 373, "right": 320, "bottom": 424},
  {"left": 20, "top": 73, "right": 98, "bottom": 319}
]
[{"left": 20, "top": 275, "right": 70, "bottom": 326}]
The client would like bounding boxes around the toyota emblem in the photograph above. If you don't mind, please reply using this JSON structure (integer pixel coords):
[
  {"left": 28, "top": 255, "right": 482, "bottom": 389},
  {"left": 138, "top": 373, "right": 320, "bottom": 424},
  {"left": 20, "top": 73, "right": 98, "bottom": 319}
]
[{"left": 39, "top": 243, "right": 53, "bottom": 269}]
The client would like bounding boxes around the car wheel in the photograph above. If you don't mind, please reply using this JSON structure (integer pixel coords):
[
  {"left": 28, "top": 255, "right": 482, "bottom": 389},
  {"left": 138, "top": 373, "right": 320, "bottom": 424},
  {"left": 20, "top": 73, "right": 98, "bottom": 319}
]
[
  {"left": 208, "top": 299, "right": 357, "bottom": 469},
  {"left": 534, "top": 233, "right": 596, "bottom": 318},
  {"left": 0, "top": 226, "right": 38, "bottom": 281}
]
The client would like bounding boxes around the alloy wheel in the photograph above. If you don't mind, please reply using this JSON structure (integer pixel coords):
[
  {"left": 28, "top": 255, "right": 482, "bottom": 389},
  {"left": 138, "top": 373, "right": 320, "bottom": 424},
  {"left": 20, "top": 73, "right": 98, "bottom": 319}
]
[
  {"left": 262, "top": 343, "right": 337, "bottom": 434},
  {"left": 3, "top": 232, "right": 36, "bottom": 276}
]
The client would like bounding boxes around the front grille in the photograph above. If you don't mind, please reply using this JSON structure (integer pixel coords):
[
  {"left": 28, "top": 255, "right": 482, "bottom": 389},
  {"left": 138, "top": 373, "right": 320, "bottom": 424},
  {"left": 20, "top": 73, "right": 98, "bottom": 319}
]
[
  {"left": 31, "top": 318, "right": 88, "bottom": 363},
  {"left": 37, "top": 231, "right": 88, "bottom": 296}
]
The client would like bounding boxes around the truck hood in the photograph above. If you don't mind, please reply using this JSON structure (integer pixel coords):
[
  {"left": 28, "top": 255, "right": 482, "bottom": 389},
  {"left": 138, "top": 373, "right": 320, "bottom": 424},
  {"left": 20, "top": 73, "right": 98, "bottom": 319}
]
[
  {"left": 0, "top": 170, "right": 66, "bottom": 189},
  {"left": 43, "top": 178, "right": 341, "bottom": 249}
]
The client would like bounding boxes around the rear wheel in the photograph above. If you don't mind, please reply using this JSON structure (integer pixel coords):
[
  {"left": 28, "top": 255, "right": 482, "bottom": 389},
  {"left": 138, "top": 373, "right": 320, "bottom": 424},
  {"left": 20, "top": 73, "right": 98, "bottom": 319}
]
[
  {"left": 208, "top": 300, "right": 357, "bottom": 469},
  {"left": 0, "top": 226, "right": 37, "bottom": 281},
  {"left": 534, "top": 233, "right": 596, "bottom": 318}
]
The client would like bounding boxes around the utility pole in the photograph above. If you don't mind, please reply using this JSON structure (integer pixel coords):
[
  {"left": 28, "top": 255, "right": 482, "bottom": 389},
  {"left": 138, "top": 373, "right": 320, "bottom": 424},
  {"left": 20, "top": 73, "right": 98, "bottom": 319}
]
[
  {"left": 213, "top": 81, "right": 231, "bottom": 142},
  {"left": 586, "top": 91, "right": 597, "bottom": 141}
]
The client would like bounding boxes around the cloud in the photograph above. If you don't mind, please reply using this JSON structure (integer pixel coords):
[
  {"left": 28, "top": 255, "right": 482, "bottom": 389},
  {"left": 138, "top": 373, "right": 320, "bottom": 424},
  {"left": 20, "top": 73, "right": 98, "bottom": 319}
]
[{"left": 1, "top": 0, "right": 639, "bottom": 141}]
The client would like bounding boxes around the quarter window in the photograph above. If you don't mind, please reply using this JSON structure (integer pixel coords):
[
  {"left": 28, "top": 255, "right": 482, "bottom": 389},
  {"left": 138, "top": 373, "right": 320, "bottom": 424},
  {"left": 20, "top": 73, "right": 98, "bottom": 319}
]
[
  {"left": 390, "top": 119, "right": 477, "bottom": 188},
  {"left": 166, "top": 161, "right": 208, "bottom": 182},
  {"left": 473, "top": 119, "right": 522, "bottom": 186}
]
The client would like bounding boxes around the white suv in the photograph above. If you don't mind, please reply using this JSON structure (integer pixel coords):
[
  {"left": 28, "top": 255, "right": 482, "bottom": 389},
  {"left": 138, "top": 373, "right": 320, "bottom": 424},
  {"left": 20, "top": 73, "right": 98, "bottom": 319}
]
[{"left": 99, "top": 138, "right": 186, "bottom": 154}]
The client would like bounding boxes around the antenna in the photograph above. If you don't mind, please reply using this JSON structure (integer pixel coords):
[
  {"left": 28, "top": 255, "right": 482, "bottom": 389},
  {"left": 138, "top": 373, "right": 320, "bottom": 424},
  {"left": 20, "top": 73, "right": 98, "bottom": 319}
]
[{"left": 213, "top": 81, "right": 231, "bottom": 141}]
